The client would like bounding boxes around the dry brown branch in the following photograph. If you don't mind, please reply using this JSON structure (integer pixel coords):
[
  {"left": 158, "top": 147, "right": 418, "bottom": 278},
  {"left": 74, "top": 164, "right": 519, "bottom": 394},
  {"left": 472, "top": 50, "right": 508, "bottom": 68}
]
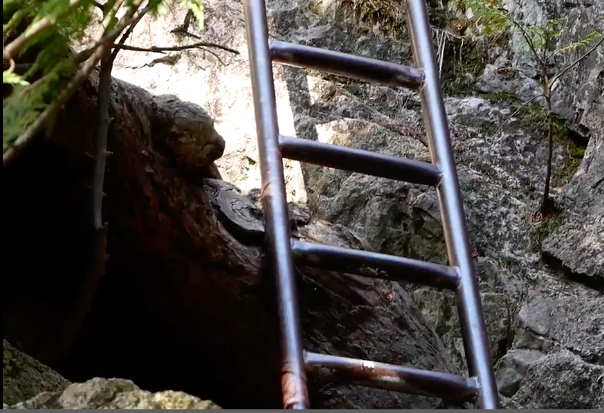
[
  {"left": 549, "top": 35, "right": 604, "bottom": 89},
  {"left": 499, "top": 8, "right": 545, "bottom": 68},
  {"left": 199, "top": 47, "right": 227, "bottom": 65},
  {"left": 114, "top": 40, "right": 239, "bottom": 55},
  {"left": 495, "top": 93, "right": 545, "bottom": 136},
  {"left": 93, "top": 3, "right": 151, "bottom": 228},
  {"left": 110, "top": 4, "right": 152, "bottom": 61}
]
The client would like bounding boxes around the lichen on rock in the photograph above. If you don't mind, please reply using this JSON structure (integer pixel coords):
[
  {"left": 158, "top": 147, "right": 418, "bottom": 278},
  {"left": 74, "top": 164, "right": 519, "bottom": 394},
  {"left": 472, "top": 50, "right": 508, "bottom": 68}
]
[
  {"left": 4, "top": 377, "right": 221, "bottom": 409},
  {"left": 3, "top": 339, "right": 70, "bottom": 406}
]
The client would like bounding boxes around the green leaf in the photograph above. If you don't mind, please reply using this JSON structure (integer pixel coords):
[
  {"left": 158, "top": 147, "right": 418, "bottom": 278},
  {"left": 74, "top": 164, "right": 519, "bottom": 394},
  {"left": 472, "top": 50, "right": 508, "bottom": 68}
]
[
  {"left": 3, "top": 71, "right": 30, "bottom": 86},
  {"left": 180, "top": 0, "right": 204, "bottom": 30}
]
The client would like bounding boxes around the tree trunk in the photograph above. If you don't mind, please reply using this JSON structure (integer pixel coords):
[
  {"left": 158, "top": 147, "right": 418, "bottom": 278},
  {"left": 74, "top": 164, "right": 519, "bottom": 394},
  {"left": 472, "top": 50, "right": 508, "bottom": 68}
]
[{"left": 2, "top": 70, "right": 461, "bottom": 409}]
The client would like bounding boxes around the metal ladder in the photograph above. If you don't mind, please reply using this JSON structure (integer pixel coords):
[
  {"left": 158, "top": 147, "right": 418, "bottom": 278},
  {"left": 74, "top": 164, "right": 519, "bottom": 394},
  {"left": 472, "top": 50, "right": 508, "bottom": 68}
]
[{"left": 242, "top": 0, "right": 499, "bottom": 409}]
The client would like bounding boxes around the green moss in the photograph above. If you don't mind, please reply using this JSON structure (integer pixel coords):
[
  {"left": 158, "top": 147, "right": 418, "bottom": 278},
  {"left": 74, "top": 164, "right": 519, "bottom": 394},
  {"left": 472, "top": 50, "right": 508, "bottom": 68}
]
[
  {"left": 555, "top": 140, "right": 585, "bottom": 187},
  {"left": 529, "top": 212, "right": 564, "bottom": 252},
  {"left": 512, "top": 105, "right": 585, "bottom": 187},
  {"left": 3, "top": 339, "right": 70, "bottom": 405},
  {"left": 570, "top": 146, "right": 585, "bottom": 158},
  {"left": 321, "top": 0, "right": 406, "bottom": 38},
  {"left": 321, "top": 0, "right": 448, "bottom": 40}
]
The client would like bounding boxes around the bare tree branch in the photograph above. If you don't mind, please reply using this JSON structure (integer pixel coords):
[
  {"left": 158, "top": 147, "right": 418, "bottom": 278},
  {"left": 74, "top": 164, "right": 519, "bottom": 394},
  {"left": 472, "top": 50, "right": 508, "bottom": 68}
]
[
  {"left": 199, "top": 47, "right": 226, "bottom": 65},
  {"left": 93, "top": 2, "right": 151, "bottom": 229},
  {"left": 549, "top": 35, "right": 604, "bottom": 90},
  {"left": 110, "top": 4, "right": 152, "bottom": 61},
  {"left": 74, "top": 4, "right": 146, "bottom": 64},
  {"left": 499, "top": 8, "right": 546, "bottom": 69},
  {"left": 170, "top": 26, "right": 201, "bottom": 39},
  {"left": 495, "top": 93, "right": 545, "bottom": 136},
  {"left": 114, "top": 41, "right": 239, "bottom": 55},
  {"left": 172, "top": 9, "right": 194, "bottom": 34}
]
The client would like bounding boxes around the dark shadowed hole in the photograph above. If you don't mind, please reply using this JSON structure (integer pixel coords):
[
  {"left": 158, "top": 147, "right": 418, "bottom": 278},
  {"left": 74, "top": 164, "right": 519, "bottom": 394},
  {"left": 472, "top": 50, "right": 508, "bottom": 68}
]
[{"left": 2, "top": 140, "right": 282, "bottom": 409}]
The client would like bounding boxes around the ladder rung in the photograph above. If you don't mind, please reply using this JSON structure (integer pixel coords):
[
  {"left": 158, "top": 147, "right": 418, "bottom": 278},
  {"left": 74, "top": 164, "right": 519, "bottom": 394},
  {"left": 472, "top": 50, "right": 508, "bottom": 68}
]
[
  {"left": 269, "top": 40, "right": 424, "bottom": 90},
  {"left": 279, "top": 136, "right": 440, "bottom": 187},
  {"left": 291, "top": 240, "right": 459, "bottom": 291},
  {"left": 304, "top": 351, "right": 479, "bottom": 403}
]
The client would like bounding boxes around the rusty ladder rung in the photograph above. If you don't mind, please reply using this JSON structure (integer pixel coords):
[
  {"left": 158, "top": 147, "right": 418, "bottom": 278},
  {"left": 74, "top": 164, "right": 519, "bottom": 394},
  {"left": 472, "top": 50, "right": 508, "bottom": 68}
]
[
  {"left": 304, "top": 351, "right": 479, "bottom": 403},
  {"left": 280, "top": 135, "right": 440, "bottom": 186},
  {"left": 291, "top": 240, "right": 459, "bottom": 291},
  {"left": 270, "top": 40, "right": 425, "bottom": 89},
  {"left": 242, "top": 0, "right": 499, "bottom": 409}
]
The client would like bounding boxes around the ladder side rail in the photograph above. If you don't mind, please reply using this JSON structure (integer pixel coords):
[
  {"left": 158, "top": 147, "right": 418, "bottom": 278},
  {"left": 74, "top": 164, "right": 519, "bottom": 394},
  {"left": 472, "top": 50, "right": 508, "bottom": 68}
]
[
  {"left": 405, "top": 0, "right": 499, "bottom": 409},
  {"left": 242, "top": 0, "right": 309, "bottom": 409}
]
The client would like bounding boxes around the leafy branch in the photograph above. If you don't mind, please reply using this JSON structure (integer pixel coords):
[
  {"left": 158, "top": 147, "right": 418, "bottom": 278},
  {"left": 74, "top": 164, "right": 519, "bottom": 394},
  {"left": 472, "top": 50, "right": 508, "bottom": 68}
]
[
  {"left": 3, "top": 0, "right": 145, "bottom": 166},
  {"left": 3, "top": 0, "right": 208, "bottom": 162},
  {"left": 3, "top": 0, "right": 87, "bottom": 62}
]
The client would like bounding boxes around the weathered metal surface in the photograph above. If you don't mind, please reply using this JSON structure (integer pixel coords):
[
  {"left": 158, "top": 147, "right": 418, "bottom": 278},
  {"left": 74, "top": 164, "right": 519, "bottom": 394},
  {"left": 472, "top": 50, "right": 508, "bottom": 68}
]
[
  {"left": 269, "top": 40, "right": 424, "bottom": 90},
  {"left": 305, "top": 351, "right": 479, "bottom": 403},
  {"left": 279, "top": 135, "right": 440, "bottom": 187},
  {"left": 291, "top": 240, "right": 459, "bottom": 291},
  {"left": 243, "top": 0, "right": 499, "bottom": 408}
]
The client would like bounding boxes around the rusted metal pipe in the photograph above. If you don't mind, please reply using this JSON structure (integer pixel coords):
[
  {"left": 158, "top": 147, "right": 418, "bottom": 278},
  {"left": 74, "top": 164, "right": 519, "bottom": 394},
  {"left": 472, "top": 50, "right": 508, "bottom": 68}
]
[
  {"left": 279, "top": 135, "right": 440, "bottom": 186},
  {"left": 242, "top": 0, "right": 309, "bottom": 409},
  {"left": 405, "top": 0, "right": 500, "bottom": 408},
  {"left": 270, "top": 40, "right": 424, "bottom": 89},
  {"left": 305, "top": 352, "right": 479, "bottom": 403},
  {"left": 291, "top": 240, "right": 459, "bottom": 291}
]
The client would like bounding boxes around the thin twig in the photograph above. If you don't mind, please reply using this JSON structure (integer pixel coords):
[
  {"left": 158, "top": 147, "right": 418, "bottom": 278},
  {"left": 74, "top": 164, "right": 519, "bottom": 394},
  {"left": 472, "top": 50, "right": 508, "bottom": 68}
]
[
  {"left": 92, "top": 57, "right": 113, "bottom": 229},
  {"left": 172, "top": 9, "right": 194, "bottom": 33},
  {"left": 199, "top": 47, "right": 226, "bottom": 65},
  {"left": 74, "top": 5, "right": 144, "bottom": 63},
  {"left": 60, "top": 0, "right": 148, "bottom": 367},
  {"left": 110, "top": 4, "right": 152, "bottom": 61},
  {"left": 549, "top": 35, "right": 604, "bottom": 90},
  {"left": 541, "top": 97, "right": 554, "bottom": 214},
  {"left": 96, "top": 0, "right": 126, "bottom": 38},
  {"left": 170, "top": 27, "right": 201, "bottom": 39},
  {"left": 114, "top": 41, "right": 239, "bottom": 55},
  {"left": 3, "top": 1, "right": 143, "bottom": 167},
  {"left": 499, "top": 8, "right": 545, "bottom": 68},
  {"left": 92, "top": 2, "right": 149, "bottom": 229},
  {"left": 3, "top": 0, "right": 87, "bottom": 60},
  {"left": 494, "top": 93, "right": 545, "bottom": 136}
]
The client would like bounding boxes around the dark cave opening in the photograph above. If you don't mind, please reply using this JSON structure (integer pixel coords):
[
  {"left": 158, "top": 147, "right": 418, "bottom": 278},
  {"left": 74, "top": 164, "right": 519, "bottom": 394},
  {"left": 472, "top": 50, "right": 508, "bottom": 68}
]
[{"left": 2, "top": 139, "right": 283, "bottom": 409}]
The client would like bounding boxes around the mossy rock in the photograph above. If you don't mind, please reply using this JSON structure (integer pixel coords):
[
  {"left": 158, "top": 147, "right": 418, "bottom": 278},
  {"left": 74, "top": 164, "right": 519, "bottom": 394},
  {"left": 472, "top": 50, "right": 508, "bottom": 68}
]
[
  {"left": 3, "top": 340, "right": 221, "bottom": 409},
  {"left": 3, "top": 339, "right": 70, "bottom": 405},
  {"left": 5, "top": 378, "right": 222, "bottom": 409}
]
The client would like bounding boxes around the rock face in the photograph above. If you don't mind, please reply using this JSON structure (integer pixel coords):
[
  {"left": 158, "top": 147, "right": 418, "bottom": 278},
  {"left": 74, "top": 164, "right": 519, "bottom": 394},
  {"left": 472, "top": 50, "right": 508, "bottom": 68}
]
[
  {"left": 100, "top": 0, "right": 603, "bottom": 408},
  {"left": 5, "top": 0, "right": 602, "bottom": 409},
  {"left": 4, "top": 57, "right": 462, "bottom": 409},
  {"left": 5, "top": 378, "right": 221, "bottom": 410},
  {"left": 3, "top": 340, "right": 220, "bottom": 409},
  {"left": 540, "top": 90, "right": 604, "bottom": 283},
  {"left": 511, "top": 351, "right": 604, "bottom": 409},
  {"left": 494, "top": 0, "right": 604, "bottom": 285},
  {"left": 3, "top": 340, "right": 70, "bottom": 406}
]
